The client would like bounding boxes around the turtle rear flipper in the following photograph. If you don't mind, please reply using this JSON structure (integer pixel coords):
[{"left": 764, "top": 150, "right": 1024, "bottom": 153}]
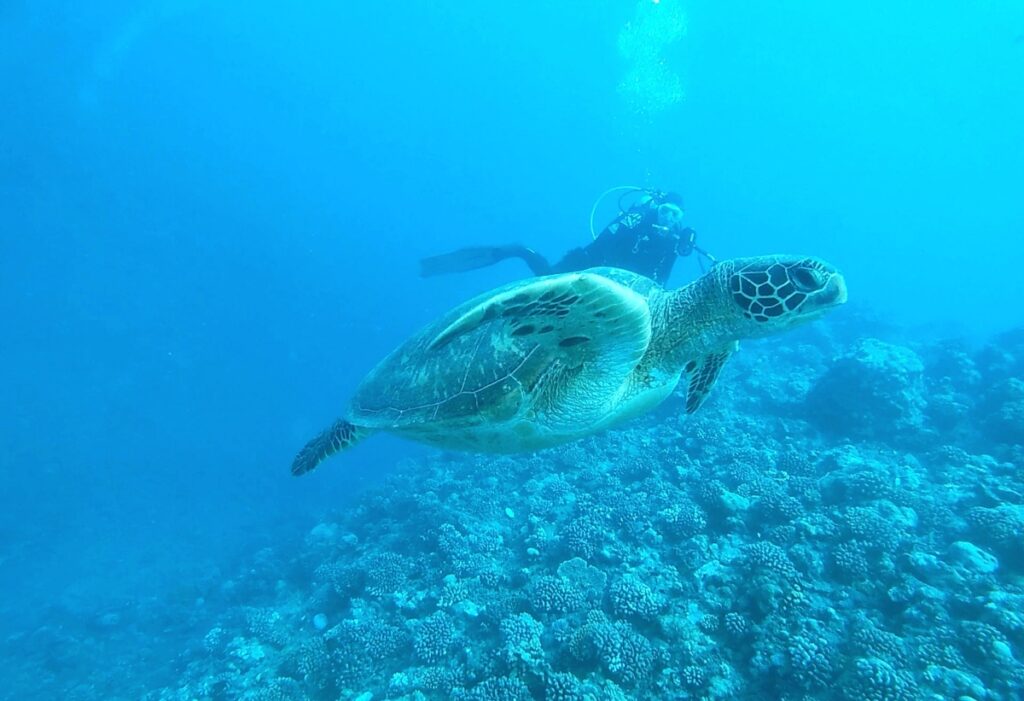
[{"left": 291, "top": 419, "right": 372, "bottom": 476}]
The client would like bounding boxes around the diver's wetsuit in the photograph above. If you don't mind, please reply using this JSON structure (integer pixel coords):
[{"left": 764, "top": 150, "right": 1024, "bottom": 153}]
[
  {"left": 419, "top": 190, "right": 699, "bottom": 286},
  {"left": 514, "top": 194, "right": 696, "bottom": 285}
]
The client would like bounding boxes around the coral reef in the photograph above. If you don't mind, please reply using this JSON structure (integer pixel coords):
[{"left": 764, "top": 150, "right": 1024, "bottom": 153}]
[
  {"left": 806, "top": 338, "right": 929, "bottom": 443},
  {"left": 4, "top": 320, "right": 1023, "bottom": 700}
]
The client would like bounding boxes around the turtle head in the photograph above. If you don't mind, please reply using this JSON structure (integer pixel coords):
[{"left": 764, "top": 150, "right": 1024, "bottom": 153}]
[{"left": 720, "top": 255, "right": 847, "bottom": 335}]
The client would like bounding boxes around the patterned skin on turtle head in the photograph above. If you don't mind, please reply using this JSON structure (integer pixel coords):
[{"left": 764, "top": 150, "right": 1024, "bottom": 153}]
[{"left": 727, "top": 257, "right": 847, "bottom": 326}]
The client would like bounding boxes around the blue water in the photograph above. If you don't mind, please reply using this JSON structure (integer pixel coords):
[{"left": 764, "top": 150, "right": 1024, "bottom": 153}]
[{"left": 1, "top": 2, "right": 1023, "bottom": 699}]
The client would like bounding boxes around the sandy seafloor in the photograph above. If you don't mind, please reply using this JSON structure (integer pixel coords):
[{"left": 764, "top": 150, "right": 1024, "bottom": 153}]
[{"left": 3, "top": 310, "right": 1023, "bottom": 701}]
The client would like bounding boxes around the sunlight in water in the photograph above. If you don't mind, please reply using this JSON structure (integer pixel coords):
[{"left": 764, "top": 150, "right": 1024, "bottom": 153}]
[
  {"left": 617, "top": 0, "right": 687, "bottom": 118},
  {"left": 80, "top": 0, "right": 203, "bottom": 112}
]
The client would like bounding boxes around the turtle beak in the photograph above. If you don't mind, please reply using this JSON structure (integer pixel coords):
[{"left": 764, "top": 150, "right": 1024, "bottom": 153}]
[
  {"left": 800, "top": 272, "right": 847, "bottom": 320},
  {"left": 825, "top": 273, "right": 848, "bottom": 307}
]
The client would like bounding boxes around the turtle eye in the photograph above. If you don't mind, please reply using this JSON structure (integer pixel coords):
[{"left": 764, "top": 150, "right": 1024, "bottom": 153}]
[{"left": 790, "top": 266, "right": 823, "bottom": 292}]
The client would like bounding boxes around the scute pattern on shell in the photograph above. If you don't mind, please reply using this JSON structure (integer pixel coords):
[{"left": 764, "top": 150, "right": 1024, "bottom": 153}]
[{"left": 349, "top": 270, "right": 658, "bottom": 430}]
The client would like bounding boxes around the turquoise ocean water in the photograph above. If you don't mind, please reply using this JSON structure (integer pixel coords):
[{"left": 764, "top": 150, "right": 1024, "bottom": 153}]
[{"left": 1, "top": 2, "right": 1023, "bottom": 699}]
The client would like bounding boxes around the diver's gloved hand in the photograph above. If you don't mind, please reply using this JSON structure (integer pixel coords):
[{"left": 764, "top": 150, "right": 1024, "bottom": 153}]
[{"left": 677, "top": 227, "right": 697, "bottom": 256}]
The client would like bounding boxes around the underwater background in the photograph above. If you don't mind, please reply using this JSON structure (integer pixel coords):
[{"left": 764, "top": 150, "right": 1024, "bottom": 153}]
[{"left": 1, "top": 1, "right": 1023, "bottom": 699}]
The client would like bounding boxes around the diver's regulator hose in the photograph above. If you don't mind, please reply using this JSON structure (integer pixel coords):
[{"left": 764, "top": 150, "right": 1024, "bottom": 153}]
[{"left": 588, "top": 185, "right": 646, "bottom": 239}]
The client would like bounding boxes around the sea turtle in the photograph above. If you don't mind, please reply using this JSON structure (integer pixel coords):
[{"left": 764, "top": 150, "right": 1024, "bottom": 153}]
[{"left": 291, "top": 255, "right": 847, "bottom": 475}]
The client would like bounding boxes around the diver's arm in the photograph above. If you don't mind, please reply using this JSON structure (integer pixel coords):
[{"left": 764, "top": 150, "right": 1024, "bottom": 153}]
[
  {"left": 679, "top": 229, "right": 718, "bottom": 265},
  {"left": 676, "top": 228, "right": 697, "bottom": 256}
]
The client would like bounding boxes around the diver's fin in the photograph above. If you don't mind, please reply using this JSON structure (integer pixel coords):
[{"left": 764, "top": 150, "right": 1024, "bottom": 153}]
[
  {"left": 419, "top": 246, "right": 512, "bottom": 277},
  {"left": 291, "top": 419, "right": 371, "bottom": 476},
  {"left": 683, "top": 343, "right": 737, "bottom": 414}
]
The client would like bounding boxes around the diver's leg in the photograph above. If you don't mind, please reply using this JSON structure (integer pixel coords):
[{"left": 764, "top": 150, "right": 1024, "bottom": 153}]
[
  {"left": 502, "top": 245, "right": 553, "bottom": 276},
  {"left": 549, "top": 247, "right": 593, "bottom": 274}
]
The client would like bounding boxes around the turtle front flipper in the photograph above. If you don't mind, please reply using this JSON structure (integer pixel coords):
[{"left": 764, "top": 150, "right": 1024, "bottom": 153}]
[
  {"left": 683, "top": 343, "right": 737, "bottom": 414},
  {"left": 427, "top": 272, "right": 650, "bottom": 356},
  {"left": 291, "top": 419, "right": 372, "bottom": 476}
]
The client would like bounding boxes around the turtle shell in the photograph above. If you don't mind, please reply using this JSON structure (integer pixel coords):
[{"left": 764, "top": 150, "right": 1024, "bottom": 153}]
[{"left": 348, "top": 268, "right": 658, "bottom": 430}]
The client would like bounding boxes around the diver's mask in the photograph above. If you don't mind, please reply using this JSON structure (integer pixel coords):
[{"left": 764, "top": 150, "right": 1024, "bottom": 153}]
[{"left": 656, "top": 203, "right": 685, "bottom": 235}]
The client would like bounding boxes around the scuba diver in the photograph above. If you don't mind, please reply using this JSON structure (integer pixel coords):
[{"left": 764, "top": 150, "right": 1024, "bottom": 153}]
[{"left": 419, "top": 187, "right": 716, "bottom": 286}]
